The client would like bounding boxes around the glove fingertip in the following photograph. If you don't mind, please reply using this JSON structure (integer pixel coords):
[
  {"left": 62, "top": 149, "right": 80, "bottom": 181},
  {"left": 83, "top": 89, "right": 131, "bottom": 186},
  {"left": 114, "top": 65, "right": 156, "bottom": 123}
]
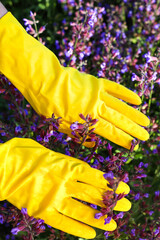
[
  {"left": 106, "top": 218, "right": 117, "bottom": 231},
  {"left": 123, "top": 90, "right": 141, "bottom": 105},
  {"left": 116, "top": 181, "right": 130, "bottom": 195},
  {"left": 133, "top": 94, "right": 142, "bottom": 105},
  {"left": 142, "top": 116, "right": 150, "bottom": 127},
  {"left": 134, "top": 144, "right": 139, "bottom": 151},
  {"left": 87, "top": 229, "right": 96, "bottom": 239},
  {"left": 114, "top": 198, "right": 132, "bottom": 212},
  {"left": 125, "top": 199, "right": 132, "bottom": 211},
  {"left": 141, "top": 130, "right": 150, "bottom": 141},
  {"left": 120, "top": 198, "right": 132, "bottom": 212}
]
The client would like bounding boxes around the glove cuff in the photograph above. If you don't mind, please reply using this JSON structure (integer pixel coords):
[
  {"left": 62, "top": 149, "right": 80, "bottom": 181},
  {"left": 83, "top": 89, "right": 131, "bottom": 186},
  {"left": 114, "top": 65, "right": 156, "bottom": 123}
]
[{"left": 0, "top": 12, "right": 62, "bottom": 118}]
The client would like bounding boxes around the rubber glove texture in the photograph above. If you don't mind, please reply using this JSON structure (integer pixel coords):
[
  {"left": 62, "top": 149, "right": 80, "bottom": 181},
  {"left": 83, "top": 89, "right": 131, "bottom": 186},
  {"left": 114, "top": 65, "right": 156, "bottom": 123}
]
[
  {"left": 0, "top": 138, "right": 131, "bottom": 239},
  {"left": 0, "top": 13, "right": 150, "bottom": 149}
]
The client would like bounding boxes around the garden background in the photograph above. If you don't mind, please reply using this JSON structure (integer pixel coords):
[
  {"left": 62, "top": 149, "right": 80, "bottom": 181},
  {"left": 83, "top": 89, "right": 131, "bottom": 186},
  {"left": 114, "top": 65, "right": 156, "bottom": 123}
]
[{"left": 0, "top": 0, "right": 160, "bottom": 239}]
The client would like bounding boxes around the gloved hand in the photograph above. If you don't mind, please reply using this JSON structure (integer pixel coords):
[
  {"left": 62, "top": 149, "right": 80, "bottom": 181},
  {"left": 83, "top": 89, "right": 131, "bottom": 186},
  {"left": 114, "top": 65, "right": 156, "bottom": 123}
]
[
  {"left": 0, "top": 12, "right": 150, "bottom": 149},
  {"left": 0, "top": 138, "right": 131, "bottom": 239}
]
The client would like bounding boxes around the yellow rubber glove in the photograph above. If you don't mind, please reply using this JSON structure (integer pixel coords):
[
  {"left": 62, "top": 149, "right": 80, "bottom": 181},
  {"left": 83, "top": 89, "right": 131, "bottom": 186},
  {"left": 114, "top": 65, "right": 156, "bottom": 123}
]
[
  {"left": 0, "top": 138, "right": 131, "bottom": 239},
  {"left": 0, "top": 12, "right": 150, "bottom": 149}
]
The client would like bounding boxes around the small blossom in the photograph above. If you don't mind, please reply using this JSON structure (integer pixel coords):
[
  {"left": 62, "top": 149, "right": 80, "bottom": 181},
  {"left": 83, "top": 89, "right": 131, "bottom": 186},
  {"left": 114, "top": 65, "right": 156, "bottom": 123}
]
[
  {"left": 138, "top": 162, "right": 144, "bottom": 168},
  {"left": 128, "top": 10, "right": 133, "bottom": 17},
  {"left": 146, "top": 4, "right": 151, "bottom": 12},
  {"left": 107, "top": 143, "right": 113, "bottom": 152},
  {"left": 155, "top": 190, "right": 160, "bottom": 197},
  {"left": 152, "top": 72, "right": 157, "bottom": 81},
  {"left": 154, "top": 23, "right": 160, "bottom": 29},
  {"left": 88, "top": 19, "right": 94, "bottom": 28},
  {"left": 121, "top": 64, "right": 128, "bottom": 73},
  {"left": 104, "top": 231, "right": 109, "bottom": 238},
  {"left": 30, "top": 11, "right": 36, "bottom": 21},
  {"left": 36, "top": 135, "right": 42, "bottom": 141},
  {"left": 144, "top": 193, "right": 149, "bottom": 198},
  {"left": 44, "top": 136, "right": 49, "bottom": 142},
  {"left": 65, "top": 48, "right": 73, "bottom": 58},
  {"left": 70, "top": 122, "right": 79, "bottom": 130},
  {"left": 37, "top": 219, "right": 45, "bottom": 225},
  {"left": 134, "top": 193, "right": 140, "bottom": 200},
  {"left": 79, "top": 52, "right": 84, "bottom": 60},
  {"left": 26, "top": 25, "right": 32, "bottom": 32},
  {"left": 123, "top": 174, "right": 129, "bottom": 183},
  {"left": 90, "top": 204, "right": 97, "bottom": 209},
  {"left": 55, "top": 40, "right": 60, "bottom": 50},
  {"left": 135, "top": 174, "right": 147, "bottom": 179},
  {"left": 116, "top": 212, "right": 124, "bottom": 219},
  {"left": 0, "top": 214, "right": 4, "bottom": 224},
  {"left": 98, "top": 70, "right": 104, "bottom": 77},
  {"left": 112, "top": 49, "right": 120, "bottom": 58},
  {"left": 88, "top": 9, "right": 98, "bottom": 28},
  {"left": 15, "top": 126, "right": 22, "bottom": 133},
  {"left": 143, "top": 52, "right": 158, "bottom": 63},
  {"left": 103, "top": 171, "right": 114, "bottom": 180},
  {"left": 154, "top": 228, "right": 159, "bottom": 236},
  {"left": 11, "top": 227, "right": 20, "bottom": 235},
  {"left": 149, "top": 211, "right": 154, "bottom": 216},
  {"left": 21, "top": 208, "right": 28, "bottom": 215},
  {"left": 100, "top": 62, "right": 106, "bottom": 69},
  {"left": 104, "top": 216, "right": 112, "bottom": 224},
  {"left": 131, "top": 228, "right": 136, "bottom": 236},
  {"left": 98, "top": 156, "right": 104, "bottom": 163},
  {"left": 5, "top": 235, "right": 10, "bottom": 240},
  {"left": 144, "top": 163, "right": 148, "bottom": 168},
  {"left": 95, "top": 212, "right": 103, "bottom": 219},
  {"left": 23, "top": 18, "right": 33, "bottom": 26},
  {"left": 139, "top": 5, "right": 144, "bottom": 11},
  {"left": 39, "top": 26, "right": 46, "bottom": 34}
]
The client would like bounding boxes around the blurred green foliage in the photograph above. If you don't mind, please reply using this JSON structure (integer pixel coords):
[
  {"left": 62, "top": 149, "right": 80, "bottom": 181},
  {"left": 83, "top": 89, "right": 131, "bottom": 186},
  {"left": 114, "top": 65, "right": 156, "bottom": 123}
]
[{"left": 2, "top": 0, "right": 67, "bottom": 51}]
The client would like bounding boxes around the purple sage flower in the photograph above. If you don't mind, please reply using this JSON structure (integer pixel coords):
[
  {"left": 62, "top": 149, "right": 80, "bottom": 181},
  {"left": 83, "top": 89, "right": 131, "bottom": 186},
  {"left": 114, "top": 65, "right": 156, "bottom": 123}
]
[
  {"left": 155, "top": 190, "right": 160, "bottom": 197},
  {"left": 103, "top": 171, "right": 114, "bottom": 180},
  {"left": 144, "top": 193, "right": 149, "bottom": 198},
  {"left": 149, "top": 211, "right": 154, "bottom": 216},
  {"left": 131, "top": 228, "right": 136, "bottom": 236},
  {"left": 154, "top": 228, "right": 159, "bottom": 236},
  {"left": 21, "top": 208, "right": 28, "bottom": 215},
  {"left": 0, "top": 214, "right": 4, "bottom": 224},
  {"left": 134, "top": 193, "right": 140, "bottom": 200},
  {"left": 104, "top": 231, "right": 109, "bottom": 238},
  {"left": 15, "top": 126, "right": 22, "bottom": 133},
  {"left": 95, "top": 212, "right": 103, "bottom": 219},
  {"left": 11, "top": 227, "right": 20, "bottom": 235},
  {"left": 104, "top": 216, "right": 112, "bottom": 224},
  {"left": 65, "top": 48, "right": 73, "bottom": 58},
  {"left": 70, "top": 122, "right": 79, "bottom": 130},
  {"left": 116, "top": 212, "right": 124, "bottom": 219}
]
